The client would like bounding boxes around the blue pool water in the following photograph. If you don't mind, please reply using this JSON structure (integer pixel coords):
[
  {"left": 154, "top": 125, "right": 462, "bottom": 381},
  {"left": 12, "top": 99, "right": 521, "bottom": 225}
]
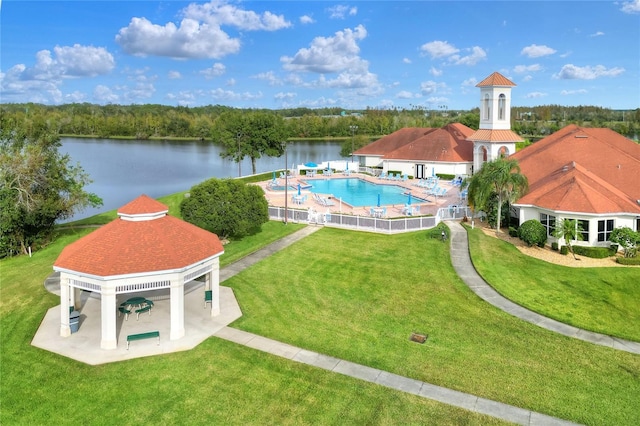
[{"left": 310, "top": 178, "right": 420, "bottom": 207}]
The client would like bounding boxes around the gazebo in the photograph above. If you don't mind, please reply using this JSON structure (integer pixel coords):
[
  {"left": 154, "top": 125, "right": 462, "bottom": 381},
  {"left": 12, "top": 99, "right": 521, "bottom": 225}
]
[{"left": 53, "top": 195, "right": 224, "bottom": 349}]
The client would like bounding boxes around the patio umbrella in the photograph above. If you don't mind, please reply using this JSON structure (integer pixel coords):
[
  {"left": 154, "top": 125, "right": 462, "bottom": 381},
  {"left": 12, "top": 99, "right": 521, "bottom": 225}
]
[
  {"left": 272, "top": 171, "right": 276, "bottom": 180},
  {"left": 377, "top": 193, "right": 381, "bottom": 207},
  {"left": 297, "top": 183, "right": 301, "bottom": 195},
  {"left": 346, "top": 162, "right": 349, "bottom": 171},
  {"left": 407, "top": 193, "right": 412, "bottom": 205},
  {"left": 304, "top": 162, "right": 317, "bottom": 168},
  {"left": 432, "top": 167, "right": 435, "bottom": 177}
]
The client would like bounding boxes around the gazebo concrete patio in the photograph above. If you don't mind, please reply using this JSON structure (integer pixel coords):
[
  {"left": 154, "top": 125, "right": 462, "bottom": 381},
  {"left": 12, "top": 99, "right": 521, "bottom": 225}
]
[{"left": 32, "top": 283, "right": 241, "bottom": 365}]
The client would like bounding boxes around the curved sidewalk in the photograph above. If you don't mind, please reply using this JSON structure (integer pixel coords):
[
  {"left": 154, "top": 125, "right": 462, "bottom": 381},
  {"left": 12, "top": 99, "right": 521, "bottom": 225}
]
[
  {"left": 215, "top": 225, "right": 578, "bottom": 425},
  {"left": 446, "top": 221, "right": 640, "bottom": 355}
]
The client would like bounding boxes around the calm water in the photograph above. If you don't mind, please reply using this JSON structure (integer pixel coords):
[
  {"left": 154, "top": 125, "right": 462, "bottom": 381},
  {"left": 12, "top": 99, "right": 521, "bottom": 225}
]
[
  {"left": 61, "top": 138, "right": 342, "bottom": 222},
  {"left": 309, "top": 178, "right": 423, "bottom": 207}
]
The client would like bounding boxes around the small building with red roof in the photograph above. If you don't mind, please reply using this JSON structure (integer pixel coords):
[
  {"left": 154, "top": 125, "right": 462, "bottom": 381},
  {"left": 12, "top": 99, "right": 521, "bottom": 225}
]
[
  {"left": 54, "top": 194, "right": 224, "bottom": 349},
  {"left": 354, "top": 72, "right": 522, "bottom": 178}
]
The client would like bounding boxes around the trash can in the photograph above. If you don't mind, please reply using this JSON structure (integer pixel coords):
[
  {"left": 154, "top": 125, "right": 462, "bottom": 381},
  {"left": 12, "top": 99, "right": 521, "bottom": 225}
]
[{"left": 69, "top": 311, "right": 80, "bottom": 334}]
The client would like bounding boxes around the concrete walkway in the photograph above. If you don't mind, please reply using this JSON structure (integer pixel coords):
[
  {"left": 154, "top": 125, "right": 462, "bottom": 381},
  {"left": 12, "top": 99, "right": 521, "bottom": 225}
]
[
  {"left": 214, "top": 326, "right": 576, "bottom": 426},
  {"left": 213, "top": 225, "right": 580, "bottom": 425},
  {"left": 446, "top": 221, "right": 640, "bottom": 355}
]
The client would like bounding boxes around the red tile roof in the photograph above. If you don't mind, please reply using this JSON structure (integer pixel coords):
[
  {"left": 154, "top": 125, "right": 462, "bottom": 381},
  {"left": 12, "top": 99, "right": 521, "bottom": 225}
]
[
  {"left": 476, "top": 72, "right": 516, "bottom": 87},
  {"left": 118, "top": 194, "right": 168, "bottom": 215},
  {"left": 354, "top": 124, "right": 475, "bottom": 163},
  {"left": 54, "top": 196, "right": 224, "bottom": 277},
  {"left": 512, "top": 125, "right": 640, "bottom": 215},
  {"left": 467, "top": 129, "right": 524, "bottom": 142}
]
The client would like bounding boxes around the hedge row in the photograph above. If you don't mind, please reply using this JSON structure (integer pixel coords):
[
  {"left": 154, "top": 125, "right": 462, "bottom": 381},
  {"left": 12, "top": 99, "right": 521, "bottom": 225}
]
[
  {"left": 572, "top": 245, "right": 614, "bottom": 259},
  {"left": 616, "top": 256, "right": 640, "bottom": 265}
]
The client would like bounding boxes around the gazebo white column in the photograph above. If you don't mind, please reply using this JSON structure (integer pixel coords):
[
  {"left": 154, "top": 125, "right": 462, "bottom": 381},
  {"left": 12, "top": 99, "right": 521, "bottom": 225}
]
[
  {"left": 210, "top": 260, "right": 220, "bottom": 317},
  {"left": 170, "top": 278, "right": 185, "bottom": 340},
  {"left": 59, "top": 274, "right": 71, "bottom": 337},
  {"left": 100, "top": 286, "right": 117, "bottom": 349}
]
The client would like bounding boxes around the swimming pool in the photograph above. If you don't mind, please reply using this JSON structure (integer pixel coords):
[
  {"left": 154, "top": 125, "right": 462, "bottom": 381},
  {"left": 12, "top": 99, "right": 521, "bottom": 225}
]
[{"left": 309, "top": 178, "right": 420, "bottom": 207}]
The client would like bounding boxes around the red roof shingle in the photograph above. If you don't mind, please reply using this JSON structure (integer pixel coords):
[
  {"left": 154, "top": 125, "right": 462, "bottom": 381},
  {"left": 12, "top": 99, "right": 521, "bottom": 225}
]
[
  {"left": 354, "top": 124, "right": 475, "bottom": 163},
  {"left": 512, "top": 125, "right": 640, "bottom": 215},
  {"left": 476, "top": 72, "right": 516, "bottom": 87}
]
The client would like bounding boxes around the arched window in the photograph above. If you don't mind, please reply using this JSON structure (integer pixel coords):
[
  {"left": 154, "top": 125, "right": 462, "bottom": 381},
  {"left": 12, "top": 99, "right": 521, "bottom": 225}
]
[
  {"left": 484, "top": 94, "right": 490, "bottom": 120},
  {"left": 498, "top": 94, "right": 506, "bottom": 120}
]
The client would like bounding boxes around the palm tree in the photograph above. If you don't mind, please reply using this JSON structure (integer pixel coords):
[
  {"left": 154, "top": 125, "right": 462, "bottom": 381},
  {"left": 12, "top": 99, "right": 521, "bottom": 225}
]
[
  {"left": 467, "top": 157, "right": 528, "bottom": 234},
  {"left": 553, "top": 218, "right": 584, "bottom": 260}
]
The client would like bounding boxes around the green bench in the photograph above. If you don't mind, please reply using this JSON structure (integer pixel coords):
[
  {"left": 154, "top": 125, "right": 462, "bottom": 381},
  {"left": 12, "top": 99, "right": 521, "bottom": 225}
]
[{"left": 126, "top": 331, "right": 160, "bottom": 350}]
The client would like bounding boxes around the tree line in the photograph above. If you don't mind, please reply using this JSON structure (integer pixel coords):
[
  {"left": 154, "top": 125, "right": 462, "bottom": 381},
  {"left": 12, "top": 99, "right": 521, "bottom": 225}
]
[{"left": 2, "top": 102, "right": 636, "bottom": 141}]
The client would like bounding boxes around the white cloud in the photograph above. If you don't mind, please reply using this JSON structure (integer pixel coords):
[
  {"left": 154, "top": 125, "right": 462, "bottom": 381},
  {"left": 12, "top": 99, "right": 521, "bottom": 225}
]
[
  {"left": 327, "top": 5, "right": 358, "bottom": 19},
  {"left": 200, "top": 63, "right": 226, "bottom": 79},
  {"left": 525, "top": 92, "right": 547, "bottom": 99},
  {"left": 208, "top": 88, "right": 263, "bottom": 101},
  {"left": 116, "top": 17, "right": 240, "bottom": 59},
  {"left": 420, "top": 80, "right": 448, "bottom": 95},
  {"left": 64, "top": 91, "right": 86, "bottom": 103},
  {"left": 226, "top": 78, "right": 236, "bottom": 86},
  {"left": 561, "top": 89, "right": 588, "bottom": 95},
  {"left": 396, "top": 90, "right": 416, "bottom": 99},
  {"left": 420, "top": 41, "right": 485, "bottom": 66},
  {"left": 461, "top": 77, "right": 477, "bottom": 87},
  {"left": 420, "top": 40, "right": 459, "bottom": 58},
  {"left": 116, "top": 1, "right": 291, "bottom": 59},
  {"left": 53, "top": 45, "right": 115, "bottom": 77},
  {"left": 300, "top": 15, "right": 315, "bottom": 24},
  {"left": 281, "top": 25, "right": 369, "bottom": 75},
  {"left": 168, "top": 71, "right": 182, "bottom": 79},
  {"left": 274, "top": 92, "right": 296, "bottom": 101},
  {"left": 252, "top": 71, "right": 282, "bottom": 86},
  {"left": 554, "top": 64, "right": 625, "bottom": 79},
  {"left": 520, "top": 44, "right": 557, "bottom": 58},
  {"left": 0, "top": 44, "right": 114, "bottom": 104},
  {"left": 521, "top": 75, "right": 533, "bottom": 82},
  {"left": 182, "top": 1, "right": 291, "bottom": 31},
  {"left": 93, "top": 85, "right": 119, "bottom": 103},
  {"left": 429, "top": 67, "right": 442, "bottom": 77},
  {"left": 620, "top": 0, "right": 640, "bottom": 14},
  {"left": 449, "top": 46, "right": 486, "bottom": 66},
  {"left": 590, "top": 31, "right": 605, "bottom": 37},
  {"left": 513, "top": 64, "right": 541, "bottom": 73},
  {"left": 403, "top": 57, "right": 412, "bottom": 64}
]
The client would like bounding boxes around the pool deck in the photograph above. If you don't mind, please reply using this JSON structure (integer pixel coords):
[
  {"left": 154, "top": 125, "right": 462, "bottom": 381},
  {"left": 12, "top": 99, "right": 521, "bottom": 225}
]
[{"left": 258, "top": 172, "right": 466, "bottom": 218}]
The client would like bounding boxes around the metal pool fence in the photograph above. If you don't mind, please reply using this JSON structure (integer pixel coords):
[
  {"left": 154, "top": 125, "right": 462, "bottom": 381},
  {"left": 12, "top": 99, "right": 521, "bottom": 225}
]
[{"left": 268, "top": 205, "right": 474, "bottom": 234}]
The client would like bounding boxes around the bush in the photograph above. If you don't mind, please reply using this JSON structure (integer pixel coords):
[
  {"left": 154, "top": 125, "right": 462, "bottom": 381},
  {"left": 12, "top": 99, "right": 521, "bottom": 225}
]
[
  {"left": 508, "top": 226, "right": 519, "bottom": 237},
  {"left": 518, "top": 219, "right": 547, "bottom": 247},
  {"left": 572, "top": 246, "right": 612, "bottom": 259},
  {"left": 180, "top": 178, "right": 269, "bottom": 239},
  {"left": 560, "top": 246, "right": 569, "bottom": 255},
  {"left": 616, "top": 256, "right": 640, "bottom": 265},
  {"left": 551, "top": 242, "right": 559, "bottom": 251},
  {"left": 427, "top": 223, "right": 449, "bottom": 240}
]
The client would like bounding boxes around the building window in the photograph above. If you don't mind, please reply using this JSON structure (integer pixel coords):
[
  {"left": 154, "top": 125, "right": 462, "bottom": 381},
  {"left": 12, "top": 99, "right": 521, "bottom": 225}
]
[
  {"left": 597, "top": 219, "right": 614, "bottom": 242},
  {"left": 578, "top": 219, "right": 589, "bottom": 242},
  {"left": 484, "top": 94, "right": 490, "bottom": 120},
  {"left": 636, "top": 218, "right": 640, "bottom": 232},
  {"left": 540, "top": 213, "right": 555, "bottom": 236},
  {"left": 498, "top": 94, "right": 506, "bottom": 120}
]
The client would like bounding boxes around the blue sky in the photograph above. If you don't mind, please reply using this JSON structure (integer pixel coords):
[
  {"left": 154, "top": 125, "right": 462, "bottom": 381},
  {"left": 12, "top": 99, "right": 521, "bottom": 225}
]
[{"left": 1, "top": 1, "right": 639, "bottom": 110}]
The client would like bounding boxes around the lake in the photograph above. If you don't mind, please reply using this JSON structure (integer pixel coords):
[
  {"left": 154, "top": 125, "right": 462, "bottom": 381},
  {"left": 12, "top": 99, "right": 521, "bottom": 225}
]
[{"left": 60, "top": 138, "right": 342, "bottom": 222}]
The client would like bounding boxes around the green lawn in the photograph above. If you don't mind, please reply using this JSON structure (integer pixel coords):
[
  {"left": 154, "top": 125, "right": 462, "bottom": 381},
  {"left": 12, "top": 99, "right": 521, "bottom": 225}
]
[
  {"left": 465, "top": 225, "right": 640, "bottom": 342},
  {"left": 2, "top": 219, "right": 639, "bottom": 425},
  {"left": 226, "top": 227, "right": 640, "bottom": 426},
  {"left": 1, "top": 224, "right": 504, "bottom": 425}
]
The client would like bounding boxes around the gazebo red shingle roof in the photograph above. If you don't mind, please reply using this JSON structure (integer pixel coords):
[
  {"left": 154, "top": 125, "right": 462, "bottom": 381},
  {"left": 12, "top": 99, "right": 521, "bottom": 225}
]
[{"left": 54, "top": 195, "right": 224, "bottom": 277}]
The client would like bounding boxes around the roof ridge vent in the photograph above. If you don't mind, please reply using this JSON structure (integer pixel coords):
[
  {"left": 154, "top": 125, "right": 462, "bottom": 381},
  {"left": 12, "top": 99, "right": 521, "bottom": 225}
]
[{"left": 574, "top": 134, "right": 588, "bottom": 138}]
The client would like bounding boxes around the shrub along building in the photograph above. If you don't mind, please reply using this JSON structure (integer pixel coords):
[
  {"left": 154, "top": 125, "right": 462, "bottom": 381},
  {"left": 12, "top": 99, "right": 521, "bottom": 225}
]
[{"left": 355, "top": 71, "right": 640, "bottom": 248}]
